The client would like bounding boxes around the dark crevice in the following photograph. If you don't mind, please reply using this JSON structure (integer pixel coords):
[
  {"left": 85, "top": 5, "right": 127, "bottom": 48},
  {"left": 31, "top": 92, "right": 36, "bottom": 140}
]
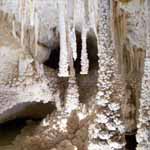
[
  {"left": 125, "top": 133, "right": 137, "bottom": 150},
  {"left": 44, "top": 47, "right": 60, "bottom": 70}
]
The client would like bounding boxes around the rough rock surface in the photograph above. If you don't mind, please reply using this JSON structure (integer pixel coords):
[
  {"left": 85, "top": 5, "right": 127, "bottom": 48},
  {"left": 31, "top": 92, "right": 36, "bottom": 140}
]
[
  {"left": 0, "top": 0, "right": 150, "bottom": 150},
  {"left": 0, "top": 13, "right": 60, "bottom": 123}
]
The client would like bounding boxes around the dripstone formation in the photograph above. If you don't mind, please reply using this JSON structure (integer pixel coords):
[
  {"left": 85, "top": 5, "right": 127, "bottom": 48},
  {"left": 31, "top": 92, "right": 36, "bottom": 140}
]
[{"left": 0, "top": 0, "right": 149, "bottom": 150}]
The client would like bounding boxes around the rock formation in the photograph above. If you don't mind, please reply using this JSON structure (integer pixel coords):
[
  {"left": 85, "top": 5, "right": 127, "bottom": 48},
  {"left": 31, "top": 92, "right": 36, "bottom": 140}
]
[{"left": 0, "top": 0, "right": 149, "bottom": 150}]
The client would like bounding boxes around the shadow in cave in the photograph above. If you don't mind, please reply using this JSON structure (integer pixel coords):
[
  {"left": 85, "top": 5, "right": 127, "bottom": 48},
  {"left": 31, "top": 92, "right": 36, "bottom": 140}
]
[
  {"left": 75, "top": 30, "right": 99, "bottom": 104},
  {"left": 0, "top": 102, "right": 56, "bottom": 146},
  {"left": 125, "top": 133, "right": 137, "bottom": 150},
  {"left": 44, "top": 46, "right": 60, "bottom": 70},
  {"left": 0, "top": 118, "right": 36, "bottom": 146}
]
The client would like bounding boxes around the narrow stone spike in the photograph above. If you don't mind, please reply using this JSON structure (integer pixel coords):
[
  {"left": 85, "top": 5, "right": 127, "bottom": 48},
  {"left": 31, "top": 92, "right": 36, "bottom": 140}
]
[
  {"left": 80, "top": 27, "right": 89, "bottom": 75},
  {"left": 34, "top": 10, "right": 39, "bottom": 58},
  {"left": 20, "top": 0, "right": 26, "bottom": 48},
  {"left": 58, "top": 0, "right": 69, "bottom": 77},
  {"left": 29, "top": 0, "right": 35, "bottom": 26},
  {"left": 12, "top": 15, "right": 17, "bottom": 39},
  {"left": 67, "top": 0, "right": 77, "bottom": 61},
  {"left": 80, "top": 0, "right": 89, "bottom": 75}
]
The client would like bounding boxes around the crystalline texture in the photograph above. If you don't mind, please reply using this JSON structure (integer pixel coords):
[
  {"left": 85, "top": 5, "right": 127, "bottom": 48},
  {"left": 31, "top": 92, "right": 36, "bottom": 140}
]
[
  {"left": 80, "top": 0, "right": 89, "bottom": 75},
  {"left": 58, "top": 0, "right": 69, "bottom": 77}
]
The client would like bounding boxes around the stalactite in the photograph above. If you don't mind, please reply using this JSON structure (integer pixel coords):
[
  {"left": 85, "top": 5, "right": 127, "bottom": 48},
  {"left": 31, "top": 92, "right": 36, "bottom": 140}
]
[
  {"left": 66, "top": 0, "right": 76, "bottom": 77},
  {"left": 88, "top": 0, "right": 98, "bottom": 36},
  {"left": 12, "top": 15, "right": 17, "bottom": 39},
  {"left": 69, "top": 25, "right": 77, "bottom": 61},
  {"left": 20, "top": 0, "right": 26, "bottom": 48},
  {"left": 67, "top": 0, "right": 77, "bottom": 61},
  {"left": 136, "top": 0, "right": 150, "bottom": 149},
  {"left": 18, "top": 0, "right": 22, "bottom": 21},
  {"left": 34, "top": 10, "right": 39, "bottom": 58},
  {"left": 80, "top": 0, "right": 89, "bottom": 75},
  {"left": 57, "top": 0, "right": 69, "bottom": 77},
  {"left": 80, "top": 27, "right": 89, "bottom": 75},
  {"left": 66, "top": 27, "right": 75, "bottom": 77},
  {"left": 88, "top": 0, "right": 126, "bottom": 149},
  {"left": 29, "top": 0, "right": 35, "bottom": 26},
  {"left": 20, "top": 0, "right": 26, "bottom": 47}
]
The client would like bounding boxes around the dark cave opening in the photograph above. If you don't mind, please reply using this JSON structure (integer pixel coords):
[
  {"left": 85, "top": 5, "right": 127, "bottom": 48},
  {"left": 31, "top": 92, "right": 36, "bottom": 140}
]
[
  {"left": 0, "top": 102, "right": 56, "bottom": 146},
  {"left": 44, "top": 47, "right": 60, "bottom": 70},
  {"left": 0, "top": 118, "right": 39, "bottom": 146},
  {"left": 125, "top": 133, "right": 137, "bottom": 150}
]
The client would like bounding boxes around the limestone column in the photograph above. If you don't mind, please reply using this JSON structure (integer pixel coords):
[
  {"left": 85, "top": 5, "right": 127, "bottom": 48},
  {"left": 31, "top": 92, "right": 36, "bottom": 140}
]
[{"left": 88, "top": 0, "right": 126, "bottom": 149}]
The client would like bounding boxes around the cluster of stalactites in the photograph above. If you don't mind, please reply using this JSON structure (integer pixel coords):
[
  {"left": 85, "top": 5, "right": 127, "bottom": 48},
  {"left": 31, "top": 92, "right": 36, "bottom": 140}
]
[
  {"left": 58, "top": 0, "right": 98, "bottom": 77},
  {"left": 18, "top": 0, "right": 38, "bottom": 57}
]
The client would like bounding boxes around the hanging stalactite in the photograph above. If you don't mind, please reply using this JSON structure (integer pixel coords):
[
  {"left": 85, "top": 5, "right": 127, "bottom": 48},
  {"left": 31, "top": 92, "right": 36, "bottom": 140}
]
[
  {"left": 67, "top": 0, "right": 77, "bottom": 61},
  {"left": 66, "top": 0, "right": 76, "bottom": 77},
  {"left": 58, "top": 0, "right": 69, "bottom": 77},
  {"left": 12, "top": 14, "right": 17, "bottom": 39},
  {"left": 80, "top": 0, "right": 89, "bottom": 75},
  {"left": 88, "top": 0, "right": 98, "bottom": 36},
  {"left": 29, "top": 0, "right": 35, "bottom": 26},
  {"left": 34, "top": 9, "right": 39, "bottom": 58},
  {"left": 20, "top": 0, "right": 26, "bottom": 48}
]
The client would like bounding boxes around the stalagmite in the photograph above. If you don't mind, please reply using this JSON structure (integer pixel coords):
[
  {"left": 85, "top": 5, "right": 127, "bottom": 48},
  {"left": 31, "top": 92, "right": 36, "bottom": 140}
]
[
  {"left": 80, "top": 0, "right": 89, "bottom": 75},
  {"left": 88, "top": 0, "right": 126, "bottom": 149},
  {"left": 65, "top": 77, "right": 79, "bottom": 113},
  {"left": 58, "top": 0, "right": 69, "bottom": 77},
  {"left": 136, "top": 0, "right": 150, "bottom": 149}
]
